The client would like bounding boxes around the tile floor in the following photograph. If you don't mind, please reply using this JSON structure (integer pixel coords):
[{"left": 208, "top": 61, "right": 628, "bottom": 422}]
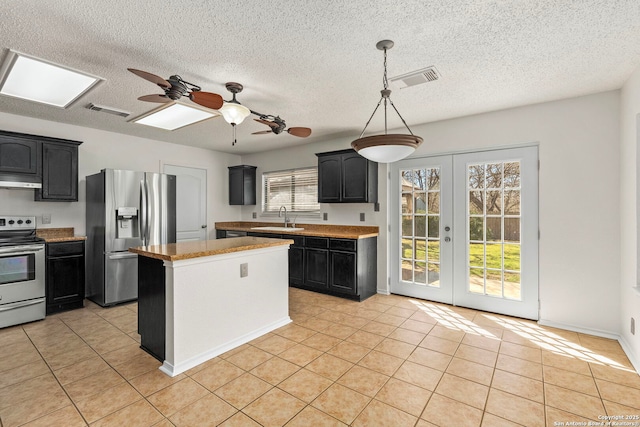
[{"left": 1, "top": 288, "right": 640, "bottom": 426}]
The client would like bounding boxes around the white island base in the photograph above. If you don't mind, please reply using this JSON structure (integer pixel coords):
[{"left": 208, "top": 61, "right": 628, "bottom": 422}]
[{"left": 134, "top": 240, "right": 292, "bottom": 377}]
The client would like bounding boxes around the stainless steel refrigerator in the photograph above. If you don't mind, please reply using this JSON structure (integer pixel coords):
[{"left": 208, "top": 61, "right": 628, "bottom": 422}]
[{"left": 85, "top": 169, "right": 176, "bottom": 306}]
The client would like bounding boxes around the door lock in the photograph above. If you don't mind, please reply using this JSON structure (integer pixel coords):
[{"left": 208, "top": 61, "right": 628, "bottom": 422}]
[
  {"left": 444, "top": 226, "right": 451, "bottom": 232},
  {"left": 444, "top": 237, "right": 451, "bottom": 242}
]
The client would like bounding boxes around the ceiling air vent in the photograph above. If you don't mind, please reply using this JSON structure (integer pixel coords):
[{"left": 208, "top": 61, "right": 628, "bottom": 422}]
[
  {"left": 390, "top": 66, "right": 441, "bottom": 89},
  {"left": 86, "top": 103, "right": 130, "bottom": 118}
]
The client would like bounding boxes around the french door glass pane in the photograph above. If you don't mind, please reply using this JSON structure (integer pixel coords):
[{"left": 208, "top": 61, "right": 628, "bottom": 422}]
[
  {"left": 400, "top": 167, "right": 441, "bottom": 288},
  {"left": 467, "top": 161, "right": 522, "bottom": 300}
]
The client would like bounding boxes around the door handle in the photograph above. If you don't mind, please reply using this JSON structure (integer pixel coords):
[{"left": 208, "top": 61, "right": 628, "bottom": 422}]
[
  {"left": 444, "top": 237, "right": 451, "bottom": 242},
  {"left": 201, "top": 225, "right": 207, "bottom": 229}
]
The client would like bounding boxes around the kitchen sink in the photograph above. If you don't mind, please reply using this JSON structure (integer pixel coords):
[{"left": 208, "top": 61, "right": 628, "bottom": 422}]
[{"left": 251, "top": 226, "right": 304, "bottom": 232}]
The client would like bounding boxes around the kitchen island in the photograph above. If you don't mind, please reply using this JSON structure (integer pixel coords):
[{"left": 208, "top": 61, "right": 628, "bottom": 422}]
[{"left": 129, "top": 236, "right": 293, "bottom": 377}]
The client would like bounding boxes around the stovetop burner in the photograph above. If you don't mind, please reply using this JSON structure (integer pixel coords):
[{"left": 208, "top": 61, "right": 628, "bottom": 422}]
[{"left": 0, "top": 215, "right": 44, "bottom": 247}]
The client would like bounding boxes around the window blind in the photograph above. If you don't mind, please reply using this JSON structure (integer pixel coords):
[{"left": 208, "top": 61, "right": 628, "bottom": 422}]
[{"left": 263, "top": 167, "right": 320, "bottom": 213}]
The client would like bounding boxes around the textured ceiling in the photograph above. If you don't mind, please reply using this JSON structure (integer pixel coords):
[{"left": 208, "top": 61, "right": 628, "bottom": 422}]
[{"left": 1, "top": 1, "right": 640, "bottom": 154}]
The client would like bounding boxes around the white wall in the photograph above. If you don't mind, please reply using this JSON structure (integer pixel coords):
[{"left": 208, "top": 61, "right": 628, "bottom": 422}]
[
  {"left": 243, "top": 91, "right": 622, "bottom": 336},
  {"left": 620, "top": 65, "right": 640, "bottom": 371},
  {"left": 0, "top": 112, "right": 241, "bottom": 238}
]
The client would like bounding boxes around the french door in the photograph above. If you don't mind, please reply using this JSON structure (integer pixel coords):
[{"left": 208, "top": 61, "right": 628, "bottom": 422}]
[{"left": 390, "top": 146, "right": 539, "bottom": 320}]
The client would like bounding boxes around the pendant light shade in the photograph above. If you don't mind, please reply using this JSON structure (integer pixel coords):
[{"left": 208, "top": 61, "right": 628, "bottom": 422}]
[
  {"left": 351, "top": 40, "right": 423, "bottom": 163},
  {"left": 219, "top": 101, "right": 251, "bottom": 125}
]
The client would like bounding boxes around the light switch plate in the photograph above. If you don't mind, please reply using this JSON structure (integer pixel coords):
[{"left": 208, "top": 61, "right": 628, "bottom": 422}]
[
  {"left": 323, "top": 213, "right": 328, "bottom": 221},
  {"left": 252, "top": 212, "right": 257, "bottom": 219},
  {"left": 360, "top": 213, "right": 365, "bottom": 221},
  {"left": 240, "top": 263, "right": 248, "bottom": 278},
  {"left": 42, "top": 214, "right": 51, "bottom": 224}
]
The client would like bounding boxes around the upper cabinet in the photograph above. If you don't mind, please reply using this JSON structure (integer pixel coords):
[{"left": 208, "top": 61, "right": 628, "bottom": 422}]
[
  {"left": 228, "top": 165, "right": 257, "bottom": 205},
  {"left": 316, "top": 149, "right": 378, "bottom": 203},
  {"left": 0, "top": 130, "right": 82, "bottom": 201},
  {"left": 35, "top": 140, "right": 81, "bottom": 201}
]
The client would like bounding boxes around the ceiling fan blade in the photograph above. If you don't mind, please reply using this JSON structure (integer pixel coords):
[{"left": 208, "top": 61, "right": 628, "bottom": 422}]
[
  {"left": 254, "top": 118, "right": 279, "bottom": 129},
  {"left": 287, "top": 127, "right": 312, "bottom": 138},
  {"left": 128, "top": 68, "right": 170, "bottom": 88},
  {"left": 189, "top": 91, "right": 224, "bottom": 110},
  {"left": 252, "top": 130, "right": 273, "bottom": 135},
  {"left": 138, "top": 94, "right": 170, "bottom": 103}
]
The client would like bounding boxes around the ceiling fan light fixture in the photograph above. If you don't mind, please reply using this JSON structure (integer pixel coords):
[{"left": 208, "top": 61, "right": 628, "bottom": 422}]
[
  {"left": 219, "top": 101, "right": 251, "bottom": 125},
  {"left": 0, "top": 50, "right": 102, "bottom": 108},
  {"left": 351, "top": 40, "right": 423, "bottom": 163}
]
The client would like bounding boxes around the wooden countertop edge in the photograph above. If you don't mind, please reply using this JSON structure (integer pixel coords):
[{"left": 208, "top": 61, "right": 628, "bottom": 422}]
[
  {"left": 42, "top": 236, "right": 87, "bottom": 243},
  {"left": 215, "top": 224, "right": 379, "bottom": 239},
  {"left": 129, "top": 239, "right": 293, "bottom": 262}
]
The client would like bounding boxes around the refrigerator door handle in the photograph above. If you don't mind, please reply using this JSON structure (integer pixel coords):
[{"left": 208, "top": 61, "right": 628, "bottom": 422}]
[
  {"left": 140, "top": 179, "right": 148, "bottom": 246},
  {"left": 107, "top": 252, "right": 138, "bottom": 260}
]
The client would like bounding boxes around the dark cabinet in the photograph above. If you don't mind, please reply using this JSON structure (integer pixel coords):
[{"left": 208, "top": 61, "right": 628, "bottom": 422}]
[
  {"left": 0, "top": 130, "right": 41, "bottom": 184},
  {"left": 330, "top": 250, "right": 357, "bottom": 295},
  {"left": 35, "top": 141, "right": 80, "bottom": 201},
  {"left": 304, "top": 248, "right": 329, "bottom": 290},
  {"left": 229, "top": 165, "right": 256, "bottom": 205},
  {"left": 138, "top": 255, "right": 166, "bottom": 361},
  {"left": 317, "top": 149, "right": 378, "bottom": 203},
  {"left": 46, "top": 240, "right": 85, "bottom": 314}
]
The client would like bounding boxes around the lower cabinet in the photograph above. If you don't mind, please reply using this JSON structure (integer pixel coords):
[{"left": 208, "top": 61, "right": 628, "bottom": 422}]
[{"left": 46, "top": 240, "right": 85, "bottom": 314}]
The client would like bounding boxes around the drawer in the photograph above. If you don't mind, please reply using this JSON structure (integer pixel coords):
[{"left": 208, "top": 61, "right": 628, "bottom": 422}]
[
  {"left": 282, "top": 235, "right": 304, "bottom": 246},
  {"left": 47, "top": 241, "right": 84, "bottom": 257},
  {"left": 305, "top": 237, "right": 329, "bottom": 249},
  {"left": 330, "top": 238, "right": 356, "bottom": 252}
]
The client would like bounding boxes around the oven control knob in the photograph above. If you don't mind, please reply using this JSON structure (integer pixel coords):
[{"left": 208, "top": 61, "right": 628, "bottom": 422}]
[
  {"left": 25, "top": 219, "right": 32, "bottom": 224},
  {"left": 17, "top": 220, "right": 23, "bottom": 224},
  {"left": 8, "top": 220, "right": 14, "bottom": 224}
]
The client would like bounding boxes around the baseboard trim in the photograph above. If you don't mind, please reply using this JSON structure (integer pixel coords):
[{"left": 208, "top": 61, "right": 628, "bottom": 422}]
[
  {"left": 618, "top": 335, "right": 640, "bottom": 374},
  {"left": 537, "top": 319, "right": 619, "bottom": 340}
]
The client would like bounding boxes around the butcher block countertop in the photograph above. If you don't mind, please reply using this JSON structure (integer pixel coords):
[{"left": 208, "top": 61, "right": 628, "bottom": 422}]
[
  {"left": 129, "top": 236, "right": 293, "bottom": 262},
  {"left": 215, "top": 221, "right": 379, "bottom": 239},
  {"left": 36, "top": 227, "right": 86, "bottom": 243}
]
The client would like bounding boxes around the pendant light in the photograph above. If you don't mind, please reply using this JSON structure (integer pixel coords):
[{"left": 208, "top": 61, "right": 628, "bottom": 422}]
[
  {"left": 218, "top": 82, "right": 251, "bottom": 146},
  {"left": 351, "top": 40, "right": 423, "bottom": 163}
]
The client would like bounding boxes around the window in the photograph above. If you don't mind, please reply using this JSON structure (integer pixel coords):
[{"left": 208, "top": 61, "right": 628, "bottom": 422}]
[{"left": 263, "top": 167, "right": 319, "bottom": 214}]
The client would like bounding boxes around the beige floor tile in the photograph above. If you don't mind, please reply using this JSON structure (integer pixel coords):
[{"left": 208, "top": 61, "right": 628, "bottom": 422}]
[
  {"left": 311, "top": 383, "right": 371, "bottom": 425},
  {"left": 602, "top": 399, "right": 640, "bottom": 417},
  {"left": 225, "top": 345, "right": 273, "bottom": 371},
  {"left": 491, "top": 369, "right": 544, "bottom": 403},
  {"left": 360, "top": 321, "right": 397, "bottom": 337},
  {"left": 278, "top": 343, "right": 323, "bottom": 366},
  {"left": 353, "top": 399, "right": 417, "bottom": 427},
  {"left": 285, "top": 405, "right": 347, "bottom": 426},
  {"left": 545, "top": 406, "right": 597, "bottom": 426},
  {"left": 336, "top": 365, "right": 389, "bottom": 397},
  {"left": 250, "top": 356, "right": 300, "bottom": 385},
  {"left": 357, "top": 350, "right": 404, "bottom": 376},
  {"left": 435, "top": 373, "right": 489, "bottom": 409},
  {"left": 254, "top": 334, "right": 297, "bottom": 354},
  {"left": 129, "top": 369, "right": 186, "bottom": 396},
  {"left": 295, "top": 317, "right": 335, "bottom": 333},
  {"left": 419, "top": 334, "right": 461, "bottom": 355},
  {"left": 374, "top": 377, "right": 432, "bottom": 417},
  {"left": 590, "top": 363, "right": 640, "bottom": 389},
  {"left": 455, "top": 344, "right": 498, "bottom": 367},
  {"left": 373, "top": 337, "right": 416, "bottom": 359},
  {"left": 19, "top": 405, "right": 86, "bottom": 427},
  {"left": 387, "top": 327, "right": 426, "bottom": 345},
  {"left": 214, "top": 373, "right": 272, "bottom": 409},
  {"left": 217, "top": 411, "right": 262, "bottom": 426},
  {"left": 321, "top": 323, "right": 358, "bottom": 339},
  {"left": 578, "top": 334, "right": 625, "bottom": 353},
  {"left": 393, "top": 360, "right": 443, "bottom": 391},
  {"left": 300, "top": 332, "right": 343, "bottom": 352},
  {"left": 544, "top": 383, "right": 606, "bottom": 419},
  {"left": 0, "top": 373, "right": 60, "bottom": 408},
  {"left": 278, "top": 368, "right": 333, "bottom": 402},
  {"left": 595, "top": 379, "right": 640, "bottom": 410},
  {"left": 190, "top": 359, "right": 245, "bottom": 391},
  {"left": 0, "top": 347, "right": 43, "bottom": 373},
  {"left": 421, "top": 393, "right": 483, "bottom": 427},
  {"left": 91, "top": 399, "right": 164, "bottom": 427},
  {"left": 337, "top": 314, "right": 369, "bottom": 329},
  {"left": 408, "top": 311, "right": 439, "bottom": 326},
  {"left": 485, "top": 388, "right": 545, "bottom": 427},
  {"left": 306, "top": 353, "right": 354, "bottom": 380},
  {"left": 0, "top": 378, "right": 71, "bottom": 427},
  {"left": 274, "top": 324, "right": 318, "bottom": 342},
  {"left": 385, "top": 306, "right": 417, "bottom": 318},
  {"left": 327, "top": 341, "right": 370, "bottom": 363},
  {"left": 0, "top": 359, "right": 50, "bottom": 389},
  {"left": 345, "top": 330, "right": 385, "bottom": 349},
  {"left": 53, "top": 355, "right": 110, "bottom": 385},
  {"left": 168, "top": 393, "right": 237, "bottom": 427},
  {"left": 408, "top": 347, "right": 453, "bottom": 371},
  {"left": 147, "top": 377, "right": 210, "bottom": 417},
  {"left": 99, "top": 341, "right": 146, "bottom": 366},
  {"left": 243, "top": 387, "right": 306, "bottom": 426},
  {"left": 480, "top": 413, "right": 522, "bottom": 427},
  {"left": 499, "top": 340, "right": 542, "bottom": 362},
  {"left": 462, "top": 333, "right": 501, "bottom": 352},
  {"left": 374, "top": 312, "right": 407, "bottom": 327},
  {"left": 75, "top": 382, "right": 142, "bottom": 423},
  {"left": 543, "top": 365, "right": 599, "bottom": 396},
  {"left": 429, "top": 325, "right": 466, "bottom": 342},
  {"left": 183, "top": 356, "right": 221, "bottom": 376},
  {"left": 495, "top": 353, "right": 542, "bottom": 380},
  {"left": 62, "top": 368, "right": 125, "bottom": 402},
  {"left": 446, "top": 358, "right": 494, "bottom": 386},
  {"left": 542, "top": 350, "right": 592, "bottom": 375},
  {"left": 400, "top": 319, "right": 436, "bottom": 334}
]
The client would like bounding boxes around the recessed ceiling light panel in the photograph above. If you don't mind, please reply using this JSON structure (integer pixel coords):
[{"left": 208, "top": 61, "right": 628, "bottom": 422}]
[
  {"left": 0, "top": 50, "right": 103, "bottom": 108},
  {"left": 131, "top": 102, "right": 219, "bottom": 131}
]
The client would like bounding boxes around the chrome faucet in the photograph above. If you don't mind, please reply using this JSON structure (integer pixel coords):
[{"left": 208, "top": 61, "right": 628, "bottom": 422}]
[{"left": 278, "top": 206, "right": 288, "bottom": 228}]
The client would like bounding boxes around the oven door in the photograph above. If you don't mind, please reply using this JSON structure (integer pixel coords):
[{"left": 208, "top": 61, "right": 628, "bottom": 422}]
[{"left": 0, "top": 244, "right": 45, "bottom": 327}]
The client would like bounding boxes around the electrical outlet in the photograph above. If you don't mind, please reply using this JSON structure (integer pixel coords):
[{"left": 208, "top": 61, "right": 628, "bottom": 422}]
[
  {"left": 632, "top": 317, "right": 636, "bottom": 335},
  {"left": 374, "top": 202, "right": 380, "bottom": 212},
  {"left": 240, "top": 263, "right": 248, "bottom": 278},
  {"left": 323, "top": 213, "right": 328, "bottom": 221},
  {"left": 252, "top": 212, "right": 257, "bottom": 219},
  {"left": 360, "top": 213, "right": 365, "bottom": 221},
  {"left": 42, "top": 214, "right": 51, "bottom": 224}
]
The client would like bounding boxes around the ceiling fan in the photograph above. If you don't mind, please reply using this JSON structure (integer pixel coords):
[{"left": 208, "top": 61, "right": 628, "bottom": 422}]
[{"left": 128, "top": 69, "right": 312, "bottom": 144}]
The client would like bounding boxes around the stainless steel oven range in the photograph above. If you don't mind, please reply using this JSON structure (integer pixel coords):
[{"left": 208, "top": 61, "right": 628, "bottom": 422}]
[{"left": 0, "top": 215, "right": 46, "bottom": 328}]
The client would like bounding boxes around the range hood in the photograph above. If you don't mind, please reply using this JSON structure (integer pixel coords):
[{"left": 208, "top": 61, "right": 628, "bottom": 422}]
[{"left": 0, "top": 173, "right": 42, "bottom": 189}]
